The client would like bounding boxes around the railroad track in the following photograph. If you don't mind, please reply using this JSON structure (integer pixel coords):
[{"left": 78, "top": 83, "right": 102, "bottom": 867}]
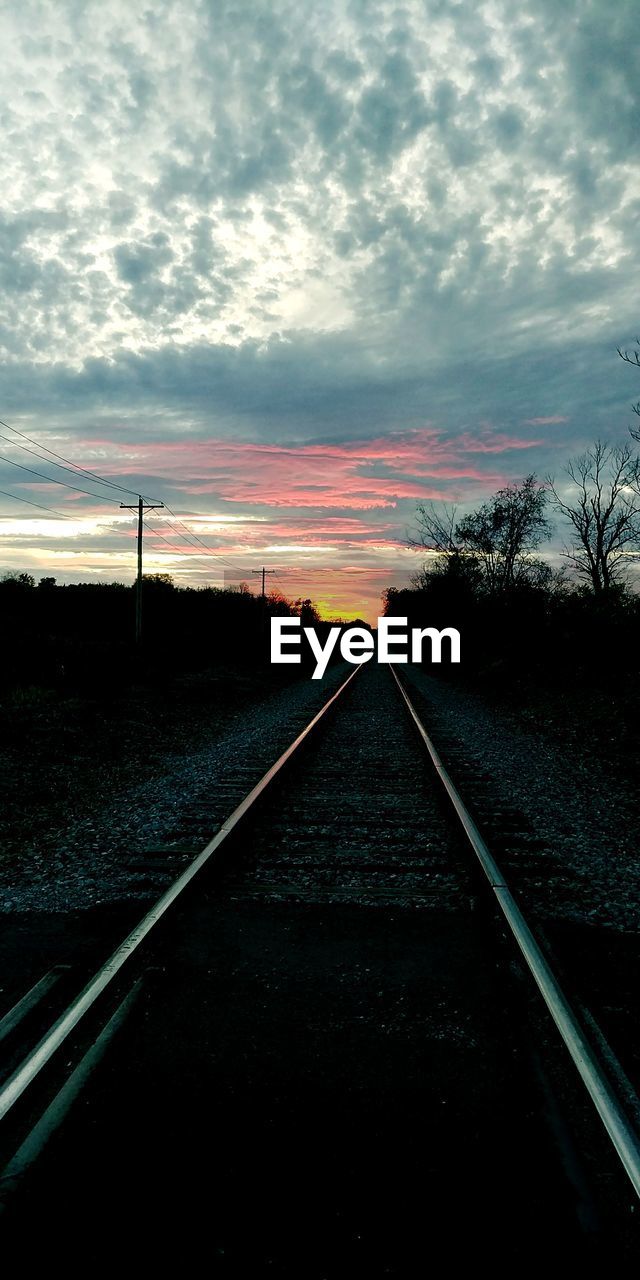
[{"left": 0, "top": 662, "right": 639, "bottom": 1269}]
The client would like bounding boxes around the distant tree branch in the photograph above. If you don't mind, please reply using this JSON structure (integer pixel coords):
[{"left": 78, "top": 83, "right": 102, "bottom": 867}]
[
  {"left": 547, "top": 441, "right": 640, "bottom": 593},
  {"left": 411, "top": 476, "right": 552, "bottom": 595}
]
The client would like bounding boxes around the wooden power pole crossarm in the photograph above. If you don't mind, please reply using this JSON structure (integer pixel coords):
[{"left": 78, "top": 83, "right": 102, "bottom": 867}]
[
  {"left": 252, "top": 566, "right": 276, "bottom": 598},
  {"left": 120, "top": 495, "right": 164, "bottom": 643}
]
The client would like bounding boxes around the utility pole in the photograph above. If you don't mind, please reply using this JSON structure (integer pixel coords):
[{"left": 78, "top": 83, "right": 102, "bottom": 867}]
[
  {"left": 120, "top": 495, "right": 164, "bottom": 644},
  {"left": 252, "top": 566, "right": 275, "bottom": 599}
]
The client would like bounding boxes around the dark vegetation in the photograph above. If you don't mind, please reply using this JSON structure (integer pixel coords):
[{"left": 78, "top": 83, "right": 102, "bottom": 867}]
[
  {"left": 399, "top": 457, "right": 640, "bottom": 784},
  {"left": 384, "top": 574, "right": 640, "bottom": 780},
  {"left": 3, "top": 352, "right": 640, "bottom": 830},
  {"left": 0, "top": 574, "right": 334, "bottom": 693},
  {"left": 0, "top": 577, "right": 342, "bottom": 859}
]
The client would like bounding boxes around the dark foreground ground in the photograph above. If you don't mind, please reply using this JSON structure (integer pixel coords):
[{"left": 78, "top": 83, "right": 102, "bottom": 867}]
[
  {"left": 2, "top": 897, "right": 623, "bottom": 1273},
  {"left": 0, "top": 666, "right": 638, "bottom": 1270},
  {"left": 0, "top": 663, "right": 295, "bottom": 868}
]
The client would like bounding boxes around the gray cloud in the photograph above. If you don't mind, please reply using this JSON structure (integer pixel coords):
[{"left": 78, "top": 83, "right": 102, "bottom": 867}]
[{"left": 0, "top": 0, "right": 639, "bottom": 595}]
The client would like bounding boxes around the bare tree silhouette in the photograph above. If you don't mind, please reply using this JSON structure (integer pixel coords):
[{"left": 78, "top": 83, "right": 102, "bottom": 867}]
[
  {"left": 414, "top": 476, "right": 551, "bottom": 594},
  {"left": 618, "top": 339, "right": 640, "bottom": 435},
  {"left": 547, "top": 441, "right": 640, "bottom": 593}
]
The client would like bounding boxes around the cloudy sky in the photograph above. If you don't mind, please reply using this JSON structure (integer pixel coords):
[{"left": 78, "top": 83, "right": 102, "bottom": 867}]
[{"left": 1, "top": 0, "right": 639, "bottom": 621}]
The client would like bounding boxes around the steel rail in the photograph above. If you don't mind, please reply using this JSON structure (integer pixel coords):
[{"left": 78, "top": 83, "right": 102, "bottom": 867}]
[
  {"left": 0, "top": 968, "right": 68, "bottom": 1047},
  {"left": 0, "top": 978, "right": 144, "bottom": 1199},
  {"left": 0, "top": 664, "right": 361, "bottom": 1125},
  {"left": 391, "top": 664, "right": 640, "bottom": 1201}
]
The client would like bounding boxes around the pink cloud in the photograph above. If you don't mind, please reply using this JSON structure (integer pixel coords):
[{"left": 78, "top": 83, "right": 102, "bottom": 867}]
[
  {"left": 6, "top": 422, "right": 556, "bottom": 623},
  {"left": 40, "top": 425, "right": 547, "bottom": 620},
  {"left": 76, "top": 425, "right": 535, "bottom": 513}
]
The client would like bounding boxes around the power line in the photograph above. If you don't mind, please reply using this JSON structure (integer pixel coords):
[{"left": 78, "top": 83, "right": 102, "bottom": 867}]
[
  {"left": 0, "top": 418, "right": 251, "bottom": 571},
  {"left": 0, "top": 418, "right": 312, "bottom": 584},
  {"left": 0, "top": 427, "right": 153, "bottom": 502},
  {"left": 145, "top": 510, "right": 249, "bottom": 573},
  {"left": 252, "top": 565, "right": 276, "bottom": 598},
  {"left": 168, "top": 520, "right": 242, "bottom": 566},
  {"left": 143, "top": 519, "right": 225, "bottom": 568},
  {"left": 0, "top": 451, "right": 123, "bottom": 505},
  {"left": 0, "top": 488, "right": 75, "bottom": 520},
  {"left": 0, "top": 484, "right": 153, "bottom": 585},
  {"left": 120, "top": 496, "right": 165, "bottom": 644},
  {"left": 0, "top": 442, "right": 250, "bottom": 572},
  {"left": 0, "top": 415, "right": 259, "bottom": 574},
  {"left": 160, "top": 503, "right": 249, "bottom": 572},
  {"left": 0, "top": 491, "right": 329, "bottom": 604},
  {"left": 0, "top": 489, "right": 341, "bottom": 586},
  {"left": 143, "top": 519, "right": 265, "bottom": 592},
  {"left": 0, "top": 489, "right": 163, "bottom": 569},
  {"left": 143, "top": 519, "right": 248, "bottom": 579},
  {"left": 0, "top": 418, "right": 156, "bottom": 502},
  {"left": 0, "top": 475, "right": 276, "bottom": 592}
]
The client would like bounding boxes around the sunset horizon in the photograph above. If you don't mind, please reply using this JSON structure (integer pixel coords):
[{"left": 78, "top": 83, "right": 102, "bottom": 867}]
[{"left": 1, "top": 2, "right": 639, "bottom": 622}]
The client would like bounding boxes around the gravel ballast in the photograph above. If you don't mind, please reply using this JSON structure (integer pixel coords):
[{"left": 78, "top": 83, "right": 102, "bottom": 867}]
[
  {"left": 405, "top": 666, "right": 640, "bottom": 932},
  {"left": 2, "top": 660, "right": 638, "bottom": 931},
  {"left": 0, "top": 664, "right": 351, "bottom": 913}
]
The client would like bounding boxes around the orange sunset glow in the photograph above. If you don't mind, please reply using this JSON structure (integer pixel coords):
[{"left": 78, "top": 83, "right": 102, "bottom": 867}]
[{"left": 0, "top": 425, "right": 550, "bottom": 624}]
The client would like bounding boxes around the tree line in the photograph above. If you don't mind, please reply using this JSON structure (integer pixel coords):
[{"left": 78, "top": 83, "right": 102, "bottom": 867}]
[
  {"left": 411, "top": 341, "right": 640, "bottom": 599},
  {"left": 412, "top": 446, "right": 640, "bottom": 600},
  {"left": 383, "top": 349, "right": 640, "bottom": 686},
  {"left": 3, "top": 344, "right": 640, "bottom": 694},
  {"left": 0, "top": 574, "right": 348, "bottom": 692}
]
